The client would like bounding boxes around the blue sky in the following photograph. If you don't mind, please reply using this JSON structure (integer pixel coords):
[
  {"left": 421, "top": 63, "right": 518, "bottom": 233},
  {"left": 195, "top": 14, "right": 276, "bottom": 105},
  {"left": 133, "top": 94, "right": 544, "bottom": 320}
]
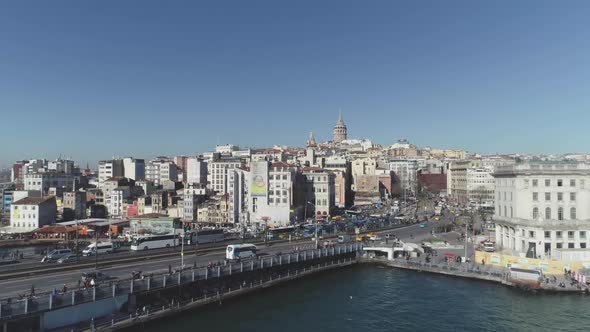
[{"left": 1, "top": 1, "right": 590, "bottom": 166}]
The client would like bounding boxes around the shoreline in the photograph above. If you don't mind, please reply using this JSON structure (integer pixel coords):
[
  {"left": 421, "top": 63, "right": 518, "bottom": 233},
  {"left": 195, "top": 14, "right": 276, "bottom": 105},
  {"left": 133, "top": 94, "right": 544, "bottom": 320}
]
[{"left": 360, "top": 258, "right": 589, "bottom": 295}]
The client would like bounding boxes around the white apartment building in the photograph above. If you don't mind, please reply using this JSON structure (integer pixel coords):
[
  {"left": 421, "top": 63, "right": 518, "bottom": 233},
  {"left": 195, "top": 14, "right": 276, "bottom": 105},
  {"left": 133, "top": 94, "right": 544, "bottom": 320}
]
[
  {"left": 228, "top": 168, "right": 249, "bottom": 224},
  {"left": 388, "top": 159, "right": 419, "bottom": 194},
  {"left": 208, "top": 158, "right": 243, "bottom": 195},
  {"left": 247, "top": 161, "right": 299, "bottom": 227},
  {"left": 123, "top": 157, "right": 145, "bottom": 180},
  {"left": 466, "top": 166, "right": 495, "bottom": 208},
  {"left": 24, "top": 173, "right": 75, "bottom": 195},
  {"left": 183, "top": 183, "right": 208, "bottom": 221},
  {"left": 109, "top": 188, "right": 130, "bottom": 218},
  {"left": 98, "top": 160, "right": 124, "bottom": 187},
  {"left": 186, "top": 157, "right": 208, "bottom": 185},
  {"left": 146, "top": 158, "right": 178, "bottom": 186},
  {"left": 303, "top": 167, "right": 335, "bottom": 218},
  {"left": 494, "top": 162, "right": 590, "bottom": 259},
  {"left": 10, "top": 196, "right": 57, "bottom": 232}
]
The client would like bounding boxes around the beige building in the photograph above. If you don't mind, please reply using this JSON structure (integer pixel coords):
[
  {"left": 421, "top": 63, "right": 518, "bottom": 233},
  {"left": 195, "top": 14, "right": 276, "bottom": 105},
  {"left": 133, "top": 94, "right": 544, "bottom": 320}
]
[{"left": 351, "top": 158, "right": 376, "bottom": 191}]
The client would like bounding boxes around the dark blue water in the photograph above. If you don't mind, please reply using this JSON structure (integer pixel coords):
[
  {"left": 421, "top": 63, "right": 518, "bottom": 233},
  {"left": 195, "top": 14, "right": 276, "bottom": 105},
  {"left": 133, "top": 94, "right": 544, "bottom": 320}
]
[{"left": 138, "top": 265, "right": 590, "bottom": 332}]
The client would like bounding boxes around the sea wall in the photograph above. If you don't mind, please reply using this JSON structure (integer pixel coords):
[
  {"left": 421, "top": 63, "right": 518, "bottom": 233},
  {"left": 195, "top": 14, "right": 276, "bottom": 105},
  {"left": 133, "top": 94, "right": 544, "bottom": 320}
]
[{"left": 476, "top": 251, "right": 590, "bottom": 275}]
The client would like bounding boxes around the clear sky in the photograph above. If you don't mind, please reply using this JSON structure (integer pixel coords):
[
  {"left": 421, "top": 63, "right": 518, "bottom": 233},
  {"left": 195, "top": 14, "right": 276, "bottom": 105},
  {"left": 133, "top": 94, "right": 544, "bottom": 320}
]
[{"left": 2, "top": 1, "right": 590, "bottom": 166}]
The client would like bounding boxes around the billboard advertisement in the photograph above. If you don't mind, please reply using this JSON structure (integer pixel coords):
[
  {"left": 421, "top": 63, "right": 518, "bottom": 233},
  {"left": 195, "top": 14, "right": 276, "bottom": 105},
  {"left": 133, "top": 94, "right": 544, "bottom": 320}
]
[{"left": 250, "top": 161, "right": 268, "bottom": 197}]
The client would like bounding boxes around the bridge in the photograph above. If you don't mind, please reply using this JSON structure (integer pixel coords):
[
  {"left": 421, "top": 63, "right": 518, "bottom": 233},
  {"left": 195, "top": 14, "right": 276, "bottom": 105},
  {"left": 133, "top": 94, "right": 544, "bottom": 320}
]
[{"left": 0, "top": 243, "right": 362, "bottom": 332}]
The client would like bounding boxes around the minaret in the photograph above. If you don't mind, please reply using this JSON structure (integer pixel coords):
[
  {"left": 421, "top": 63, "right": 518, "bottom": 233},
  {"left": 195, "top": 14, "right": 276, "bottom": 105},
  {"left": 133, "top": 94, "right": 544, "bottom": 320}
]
[{"left": 333, "top": 111, "right": 347, "bottom": 143}]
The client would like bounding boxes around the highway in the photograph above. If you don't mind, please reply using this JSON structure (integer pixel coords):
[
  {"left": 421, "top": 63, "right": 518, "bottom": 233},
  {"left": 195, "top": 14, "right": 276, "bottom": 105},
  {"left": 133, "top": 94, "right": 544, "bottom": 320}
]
[{"left": 0, "top": 239, "right": 307, "bottom": 299}]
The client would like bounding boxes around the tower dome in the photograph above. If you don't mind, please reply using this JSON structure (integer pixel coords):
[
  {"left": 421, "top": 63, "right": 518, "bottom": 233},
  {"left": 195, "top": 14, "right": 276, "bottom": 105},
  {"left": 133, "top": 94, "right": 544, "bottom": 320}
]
[{"left": 333, "top": 111, "right": 347, "bottom": 143}]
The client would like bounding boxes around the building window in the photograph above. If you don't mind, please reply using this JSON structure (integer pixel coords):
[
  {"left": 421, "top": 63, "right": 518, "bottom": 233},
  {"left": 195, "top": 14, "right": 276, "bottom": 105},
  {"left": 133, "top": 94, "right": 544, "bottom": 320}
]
[
  {"left": 556, "top": 243, "right": 563, "bottom": 249},
  {"left": 533, "top": 207, "right": 539, "bottom": 219},
  {"left": 545, "top": 179, "right": 550, "bottom": 187},
  {"left": 571, "top": 207, "right": 577, "bottom": 220},
  {"left": 570, "top": 179, "right": 576, "bottom": 187},
  {"left": 581, "top": 243, "right": 587, "bottom": 249},
  {"left": 557, "top": 192, "right": 563, "bottom": 201},
  {"left": 529, "top": 231, "right": 535, "bottom": 238},
  {"left": 545, "top": 207, "right": 551, "bottom": 220},
  {"left": 545, "top": 193, "right": 550, "bottom": 201},
  {"left": 510, "top": 207, "right": 513, "bottom": 218},
  {"left": 568, "top": 243, "right": 575, "bottom": 249},
  {"left": 558, "top": 207, "right": 564, "bottom": 221},
  {"left": 504, "top": 206, "right": 507, "bottom": 217},
  {"left": 556, "top": 231, "right": 562, "bottom": 239},
  {"left": 532, "top": 192, "right": 538, "bottom": 201},
  {"left": 533, "top": 179, "right": 538, "bottom": 187},
  {"left": 568, "top": 231, "right": 574, "bottom": 239},
  {"left": 570, "top": 192, "right": 576, "bottom": 201},
  {"left": 580, "top": 231, "right": 586, "bottom": 239},
  {"left": 544, "top": 231, "right": 550, "bottom": 239},
  {"left": 557, "top": 179, "right": 563, "bottom": 187}
]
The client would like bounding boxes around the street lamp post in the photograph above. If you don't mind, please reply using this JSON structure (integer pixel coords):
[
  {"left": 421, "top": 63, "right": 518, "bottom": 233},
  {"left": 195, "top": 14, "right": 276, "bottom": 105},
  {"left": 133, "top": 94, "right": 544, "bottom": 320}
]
[
  {"left": 75, "top": 219, "right": 79, "bottom": 264},
  {"left": 307, "top": 202, "right": 318, "bottom": 249},
  {"left": 94, "top": 228, "right": 98, "bottom": 270},
  {"left": 180, "top": 233, "right": 185, "bottom": 270}
]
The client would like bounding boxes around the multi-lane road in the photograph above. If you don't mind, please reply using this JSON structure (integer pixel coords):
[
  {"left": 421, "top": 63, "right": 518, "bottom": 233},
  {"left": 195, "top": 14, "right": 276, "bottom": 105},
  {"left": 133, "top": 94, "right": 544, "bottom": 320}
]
[
  {"left": 0, "top": 214, "right": 456, "bottom": 299},
  {"left": 0, "top": 199, "right": 459, "bottom": 299}
]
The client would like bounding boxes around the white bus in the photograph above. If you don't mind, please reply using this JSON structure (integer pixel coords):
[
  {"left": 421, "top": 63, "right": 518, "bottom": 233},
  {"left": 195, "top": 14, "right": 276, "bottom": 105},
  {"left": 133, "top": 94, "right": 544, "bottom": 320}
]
[
  {"left": 131, "top": 234, "right": 178, "bottom": 251},
  {"left": 82, "top": 242, "right": 114, "bottom": 256},
  {"left": 226, "top": 244, "right": 257, "bottom": 260}
]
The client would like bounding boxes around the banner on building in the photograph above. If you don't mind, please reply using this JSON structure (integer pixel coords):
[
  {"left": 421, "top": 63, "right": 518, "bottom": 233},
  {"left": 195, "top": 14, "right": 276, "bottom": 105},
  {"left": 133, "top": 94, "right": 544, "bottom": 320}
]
[{"left": 250, "top": 161, "right": 268, "bottom": 197}]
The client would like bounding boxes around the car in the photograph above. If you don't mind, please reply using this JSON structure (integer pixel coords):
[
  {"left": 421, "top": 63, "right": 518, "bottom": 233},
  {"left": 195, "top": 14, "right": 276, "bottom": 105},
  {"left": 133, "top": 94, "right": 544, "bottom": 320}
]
[
  {"left": 369, "top": 235, "right": 382, "bottom": 241},
  {"left": 57, "top": 254, "right": 76, "bottom": 264},
  {"left": 42, "top": 249, "right": 73, "bottom": 263},
  {"left": 419, "top": 223, "right": 427, "bottom": 228}
]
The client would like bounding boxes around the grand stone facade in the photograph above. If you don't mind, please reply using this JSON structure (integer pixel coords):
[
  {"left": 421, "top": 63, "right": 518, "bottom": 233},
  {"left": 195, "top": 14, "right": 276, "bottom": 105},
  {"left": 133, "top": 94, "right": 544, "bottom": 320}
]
[{"left": 493, "top": 162, "right": 590, "bottom": 259}]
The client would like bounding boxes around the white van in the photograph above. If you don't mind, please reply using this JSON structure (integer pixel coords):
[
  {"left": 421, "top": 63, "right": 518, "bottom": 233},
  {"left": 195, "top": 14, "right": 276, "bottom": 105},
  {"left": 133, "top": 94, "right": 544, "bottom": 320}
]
[
  {"left": 483, "top": 242, "right": 495, "bottom": 252},
  {"left": 82, "top": 242, "right": 114, "bottom": 256}
]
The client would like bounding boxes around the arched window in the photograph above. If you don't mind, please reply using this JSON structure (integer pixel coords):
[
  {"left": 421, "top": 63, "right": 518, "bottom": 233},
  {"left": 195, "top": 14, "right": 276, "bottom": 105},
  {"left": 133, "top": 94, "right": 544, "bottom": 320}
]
[
  {"left": 545, "top": 207, "right": 551, "bottom": 220},
  {"left": 533, "top": 207, "right": 539, "bottom": 219},
  {"left": 558, "top": 207, "right": 564, "bottom": 221},
  {"left": 571, "top": 207, "right": 577, "bottom": 220}
]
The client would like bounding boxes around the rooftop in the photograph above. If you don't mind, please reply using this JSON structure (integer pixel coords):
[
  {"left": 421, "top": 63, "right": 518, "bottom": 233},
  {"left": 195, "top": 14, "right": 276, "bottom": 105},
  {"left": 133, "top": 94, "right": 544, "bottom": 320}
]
[{"left": 12, "top": 196, "right": 54, "bottom": 205}]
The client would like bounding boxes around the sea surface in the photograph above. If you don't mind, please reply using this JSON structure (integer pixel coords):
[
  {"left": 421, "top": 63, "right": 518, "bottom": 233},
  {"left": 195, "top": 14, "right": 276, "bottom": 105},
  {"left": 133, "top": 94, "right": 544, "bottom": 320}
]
[{"left": 132, "top": 265, "right": 590, "bottom": 332}]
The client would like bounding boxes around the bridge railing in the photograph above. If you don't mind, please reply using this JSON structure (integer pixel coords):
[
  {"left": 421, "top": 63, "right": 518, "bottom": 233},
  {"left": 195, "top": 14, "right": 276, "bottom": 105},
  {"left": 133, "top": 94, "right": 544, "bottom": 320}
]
[
  {"left": 87, "top": 253, "right": 359, "bottom": 332},
  {"left": 0, "top": 243, "right": 362, "bottom": 320}
]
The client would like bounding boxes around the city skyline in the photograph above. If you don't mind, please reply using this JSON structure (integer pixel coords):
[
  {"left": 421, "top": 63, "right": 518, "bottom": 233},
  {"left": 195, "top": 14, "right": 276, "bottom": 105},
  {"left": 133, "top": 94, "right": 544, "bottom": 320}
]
[{"left": 3, "top": 1, "right": 590, "bottom": 164}]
